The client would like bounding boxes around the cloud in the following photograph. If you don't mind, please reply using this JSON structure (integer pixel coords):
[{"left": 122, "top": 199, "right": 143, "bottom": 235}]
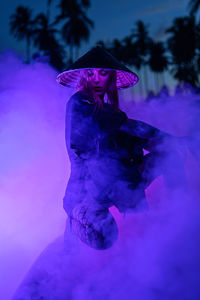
[{"left": 137, "top": 0, "right": 188, "bottom": 18}]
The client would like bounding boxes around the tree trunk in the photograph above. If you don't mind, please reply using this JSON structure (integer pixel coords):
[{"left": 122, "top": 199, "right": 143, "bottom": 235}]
[
  {"left": 137, "top": 70, "right": 143, "bottom": 99},
  {"left": 161, "top": 72, "right": 165, "bottom": 86},
  {"left": 75, "top": 47, "right": 79, "bottom": 60},
  {"left": 153, "top": 72, "right": 157, "bottom": 93},
  {"left": 47, "top": 6, "right": 50, "bottom": 23},
  {"left": 26, "top": 35, "right": 30, "bottom": 63},
  {"left": 143, "top": 64, "right": 148, "bottom": 97},
  {"left": 70, "top": 44, "right": 73, "bottom": 62},
  {"left": 156, "top": 72, "right": 160, "bottom": 92},
  {"left": 47, "top": 0, "right": 52, "bottom": 22}
]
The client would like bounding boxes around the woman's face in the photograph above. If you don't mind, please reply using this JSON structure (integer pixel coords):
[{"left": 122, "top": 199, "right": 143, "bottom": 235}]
[{"left": 87, "top": 68, "right": 112, "bottom": 97}]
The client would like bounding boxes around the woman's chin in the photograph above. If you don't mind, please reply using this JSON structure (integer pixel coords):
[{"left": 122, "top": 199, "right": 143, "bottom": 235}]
[{"left": 93, "top": 91, "right": 104, "bottom": 98}]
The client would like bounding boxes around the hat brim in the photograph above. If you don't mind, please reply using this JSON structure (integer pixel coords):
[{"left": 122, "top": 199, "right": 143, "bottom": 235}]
[{"left": 56, "top": 67, "right": 139, "bottom": 90}]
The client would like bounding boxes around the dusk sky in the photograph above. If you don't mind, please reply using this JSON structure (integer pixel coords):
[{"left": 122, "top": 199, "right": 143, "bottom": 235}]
[
  {"left": 1, "top": 3, "right": 200, "bottom": 300},
  {"left": 1, "top": 0, "right": 190, "bottom": 59}
]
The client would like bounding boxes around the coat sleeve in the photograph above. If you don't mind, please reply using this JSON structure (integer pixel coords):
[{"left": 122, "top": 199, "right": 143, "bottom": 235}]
[
  {"left": 120, "top": 118, "right": 173, "bottom": 151},
  {"left": 65, "top": 93, "right": 98, "bottom": 159}
]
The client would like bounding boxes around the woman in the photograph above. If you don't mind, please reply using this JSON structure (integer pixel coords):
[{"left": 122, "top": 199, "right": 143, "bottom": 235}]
[{"left": 57, "top": 46, "right": 185, "bottom": 250}]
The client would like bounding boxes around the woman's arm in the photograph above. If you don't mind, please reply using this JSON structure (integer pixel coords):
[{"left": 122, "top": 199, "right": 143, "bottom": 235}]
[
  {"left": 65, "top": 92, "right": 97, "bottom": 159},
  {"left": 120, "top": 118, "right": 173, "bottom": 152}
]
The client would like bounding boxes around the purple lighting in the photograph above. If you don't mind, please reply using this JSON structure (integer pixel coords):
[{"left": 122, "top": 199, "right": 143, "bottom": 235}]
[{"left": 0, "top": 51, "right": 200, "bottom": 300}]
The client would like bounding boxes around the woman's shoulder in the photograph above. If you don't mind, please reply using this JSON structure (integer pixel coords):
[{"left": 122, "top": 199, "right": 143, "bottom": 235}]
[
  {"left": 66, "top": 90, "right": 95, "bottom": 116},
  {"left": 69, "top": 90, "right": 94, "bottom": 105}
]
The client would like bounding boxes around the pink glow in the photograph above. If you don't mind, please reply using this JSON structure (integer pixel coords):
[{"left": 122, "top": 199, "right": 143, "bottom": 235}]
[{"left": 0, "top": 51, "right": 200, "bottom": 299}]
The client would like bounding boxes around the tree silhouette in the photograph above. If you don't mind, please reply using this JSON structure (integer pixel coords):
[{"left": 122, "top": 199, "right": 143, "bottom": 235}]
[
  {"left": 188, "top": 0, "right": 200, "bottom": 16},
  {"left": 132, "top": 20, "right": 151, "bottom": 57},
  {"left": 47, "top": 0, "right": 53, "bottom": 22},
  {"left": 10, "top": 6, "right": 34, "bottom": 62},
  {"left": 131, "top": 20, "right": 152, "bottom": 95},
  {"left": 148, "top": 41, "right": 168, "bottom": 90},
  {"left": 95, "top": 40, "right": 107, "bottom": 49},
  {"left": 56, "top": 0, "right": 93, "bottom": 62},
  {"left": 57, "top": 0, "right": 91, "bottom": 18},
  {"left": 122, "top": 36, "right": 142, "bottom": 68},
  {"left": 33, "top": 13, "right": 65, "bottom": 70},
  {"left": 166, "top": 16, "right": 199, "bottom": 86},
  {"left": 61, "top": 11, "right": 93, "bottom": 61},
  {"left": 79, "top": 0, "right": 91, "bottom": 9},
  {"left": 173, "top": 64, "right": 198, "bottom": 86},
  {"left": 103, "top": 22, "right": 150, "bottom": 96}
]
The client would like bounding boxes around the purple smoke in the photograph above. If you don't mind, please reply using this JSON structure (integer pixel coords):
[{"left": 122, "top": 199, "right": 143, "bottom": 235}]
[{"left": 0, "top": 51, "right": 200, "bottom": 300}]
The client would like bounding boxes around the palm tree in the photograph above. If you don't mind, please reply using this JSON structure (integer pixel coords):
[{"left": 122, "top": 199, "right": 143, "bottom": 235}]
[
  {"left": 78, "top": 0, "right": 91, "bottom": 9},
  {"left": 96, "top": 40, "right": 107, "bottom": 48},
  {"left": 62, "top": 10, "right": 94, "bottom": 61},
  {"left": 33, "top": 13, "right": 65, "bottom": 70},
  {"left": 56, "top": 0, "right": 93, "bottom": 62},
  {"left": 148, "top": 41, "right": 168, "bottom": 91},
  {"left": 33, "top": 13, "right": 57, "bottom": 51},
  {"left": 96, "top": 24, "right": 150, "bottom": 97},
  {"left": 195, "top": 21, "right": 200, "bottom": 77},
  {"left": 131, "top": 20, "right": 152, "bottom": 94},
  {"left": 10, "top": 6, "right": 34, "bottom": 62},
  {"left": 57, "top": 0, "right": 91, "bottom": 18},
  {"left": 122, "top": 36, "right": 142, "bottom": 68},
  {"left": 172, "top": 64, "right": 198, "bottom": 86},
  {"left": 131, "top": 20, "right": 151, "bottom": 57},
  {"left": 166, "top": 16, "right": 199, "bottom": 86},
  {"left": 188, "top": 0, "right": 200, "bottom": 16},
  {"left": 107, "top": 39, "right": 125, "bottom": 66},
  {"left": 47, "top": 0, "right": 53, "bottom": 22}
]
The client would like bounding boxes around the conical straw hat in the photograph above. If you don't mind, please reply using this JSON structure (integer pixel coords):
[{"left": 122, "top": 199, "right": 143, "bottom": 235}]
[{"left": 56, "top": 46, "right": 139, "bottom": 90}]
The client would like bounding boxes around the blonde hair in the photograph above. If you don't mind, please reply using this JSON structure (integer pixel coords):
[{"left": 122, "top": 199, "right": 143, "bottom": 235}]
[{"left": 77, "top": 69, "right": 119, "bottom": 111}]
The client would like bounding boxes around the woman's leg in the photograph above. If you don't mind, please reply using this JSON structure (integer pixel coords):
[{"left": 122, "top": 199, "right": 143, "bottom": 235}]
[
  {"left": 69, "top": 201, "right": 118, "bottom": 250},
  {"left": 138, "top": 152, "right": 163, "bottom": 189},
  {"left": 139, "top": 150, "right": 186, "bottom": 190}
]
